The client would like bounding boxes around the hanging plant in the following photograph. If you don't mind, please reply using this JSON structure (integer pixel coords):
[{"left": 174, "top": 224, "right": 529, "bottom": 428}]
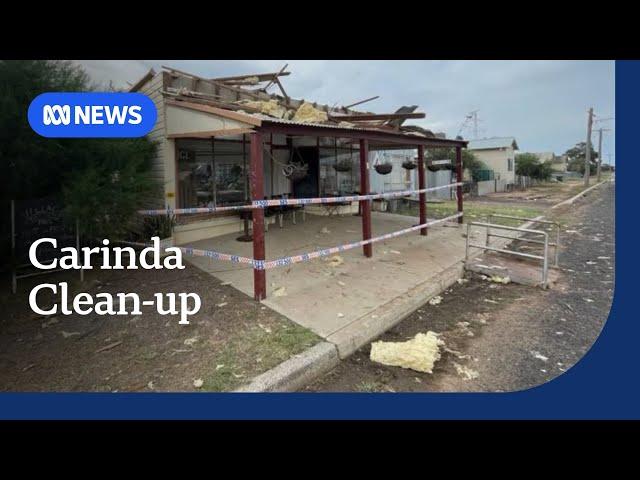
[
  {"left": 402, "top": 160, "right": 417, "bottom": 170},
  {"left": 283, "top": 162, "right": 309, "bottom": 182},
  {"left": 334, "top": 160, "right": 352, "bottom": 172},
  {"left": 375, "top": 163, "right": 393, "bottom": 175}
]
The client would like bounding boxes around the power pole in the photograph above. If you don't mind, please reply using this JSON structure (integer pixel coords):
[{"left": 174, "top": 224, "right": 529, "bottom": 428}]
[
  {"left": 596, "top": 127, "right": 603, "bottom": 182},
  {"left": 595, "top": 128, "right": 610, "bottom": 182},
  {"left": 584, "top": 107, "right": 593, "bottom": 187}
]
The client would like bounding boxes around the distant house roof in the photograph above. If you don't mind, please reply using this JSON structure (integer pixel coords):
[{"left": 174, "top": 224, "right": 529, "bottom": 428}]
[{"left": 467, "top": 137, "right": 519, "bottom": 151}]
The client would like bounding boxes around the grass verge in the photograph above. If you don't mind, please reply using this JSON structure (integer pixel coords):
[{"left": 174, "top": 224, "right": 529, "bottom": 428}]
[{"left": 204, "top": 321, "right": 320, "bottom": 391}]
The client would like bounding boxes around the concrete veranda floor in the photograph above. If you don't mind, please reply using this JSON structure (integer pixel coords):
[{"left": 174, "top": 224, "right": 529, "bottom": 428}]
[{"left": 185, "top": 212, "right": 484, "bottom": 356}]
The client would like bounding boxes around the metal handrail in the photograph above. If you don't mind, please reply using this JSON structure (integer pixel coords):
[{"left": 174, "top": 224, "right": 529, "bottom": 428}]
[
  {"left": 487, "top": 214, "right": 560, "bottom": 266},
  {"left": 465, "top": 221, "right": 550, "bottom": 288}
]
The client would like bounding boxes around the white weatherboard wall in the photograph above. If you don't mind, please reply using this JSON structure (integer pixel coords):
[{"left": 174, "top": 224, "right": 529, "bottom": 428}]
[
  {"left": 470, "top": 147, "right": 516, "bottom": 185},
  {"left": 369, "top": 152, "right": 415, "bottom": 194},
  {"left": 139, "top": 72, "right": 172, "bottom": 208}
]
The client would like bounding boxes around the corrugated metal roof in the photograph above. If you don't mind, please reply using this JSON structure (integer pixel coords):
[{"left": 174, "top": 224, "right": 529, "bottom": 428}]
[
  {"left": 256, "top": 114, "right": 427, "bottom": 135},
  {"left": 467, "top": 137, "right": 519, "bottom": 150}
]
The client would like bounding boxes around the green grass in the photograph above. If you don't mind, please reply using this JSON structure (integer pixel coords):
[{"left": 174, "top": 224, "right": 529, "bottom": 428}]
[
  {"left": 355, "top": 381, "right": 388, "bottom": 393},
  {"left": 203, "top": 321, "right": 320, "bottom": 392},
  {"left": 396, "top": 201, "right": 545, "bottom": 227}
]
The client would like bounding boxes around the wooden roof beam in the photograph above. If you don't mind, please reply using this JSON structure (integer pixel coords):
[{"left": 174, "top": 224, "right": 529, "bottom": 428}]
[
  {"left": 211, "top": 70, "right": 291, "bottom": 83},
  {"left": 329, "top": 112, "right": 426, "bottom": 122}
]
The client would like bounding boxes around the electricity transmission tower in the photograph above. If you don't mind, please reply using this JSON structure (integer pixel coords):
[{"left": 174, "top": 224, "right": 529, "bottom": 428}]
[{"left": 457, "top": 110, "right": 481, "bottom": 139}]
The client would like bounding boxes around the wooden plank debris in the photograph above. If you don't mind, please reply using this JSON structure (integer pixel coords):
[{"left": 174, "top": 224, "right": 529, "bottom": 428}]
[{"left": 329, "top": 112, "right": 425, "bottom": 122}]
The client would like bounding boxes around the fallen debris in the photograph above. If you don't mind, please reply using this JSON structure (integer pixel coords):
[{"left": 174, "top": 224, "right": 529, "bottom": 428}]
[
  {"left": 257, "top": 323, "right": 272, "bottom": 334},
  {"left": 370, "top": 332, "right": 444, "bottom": 373},
  {"left": 193, "top": 378, "right": 204, "bottom": 389},
  {"left": 61, "top": 331, "right": 81, "bottom": 338},
  {"left": 273, "top": 286, "right": 287, "bottom": 297},
  {"left": 453, "top": 362, "right": 479, "bottom": 380},
  {"left": 327, "top": 255, "right": 344, "bottom": 267},
  {"left": 489, "top": 275, "right": 511, "bottom": 284},
  {"left": 531, "top": 351, "right": 548, "bottom": 362},
  {"left": 95, "top": 341, "right": 122, "bottom": 354},
  {"left": 428, "top": 295, "right": 443, "bottom": 306},
  {"left": 183, "top": 337, "right": 198, "bottom": 346},
  {"left": 443, "top": 346, "right": 471, "bottom": 360}
]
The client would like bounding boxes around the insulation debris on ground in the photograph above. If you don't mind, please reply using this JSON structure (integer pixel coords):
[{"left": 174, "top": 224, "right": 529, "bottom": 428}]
[
  {"left": 531, "top": 351, "right": 548, "bottom": 362},
  {"left": 370, "top": 332, "right": 444, "bottom": 373},
  {"left": 273, "top": 286, "right": 287, "bottom": 297},
  {"left": 489, "top": 275, "right": 511, "bottom": 284},
  {"left": 453, "top": 362, "right": 479, "bottom": 380},
  {"left": 327, "top": 255, "right": 344, "bottom": 267},
  {"left": 428, "top": 295, "right": 442, "bottom": 306}
]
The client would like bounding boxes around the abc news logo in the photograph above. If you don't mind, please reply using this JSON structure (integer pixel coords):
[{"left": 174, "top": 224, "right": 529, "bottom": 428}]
[
  {"left": 43, "top": 105, "right": 143, "bottom": 126},
  {"left": 29, "top": 92, "right": 156, "bottom": 138}
]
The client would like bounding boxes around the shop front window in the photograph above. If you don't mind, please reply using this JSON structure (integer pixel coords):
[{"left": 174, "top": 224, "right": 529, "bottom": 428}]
[
  {"left": 318, "top": 139, "right": 359, "bottom": 196},
  {"left": 176, "top": 138, "right": 247, "bottom": 209}
]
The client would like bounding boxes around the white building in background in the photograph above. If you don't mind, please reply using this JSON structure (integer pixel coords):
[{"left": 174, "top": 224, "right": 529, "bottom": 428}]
[{"left": 467, "top": 137, "right": 519, "bottom": 186}]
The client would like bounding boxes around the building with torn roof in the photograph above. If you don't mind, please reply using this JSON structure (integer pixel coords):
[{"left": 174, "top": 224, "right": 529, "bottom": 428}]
[{"left": 131, "top": 64, "right": 467, "bottom": 300}]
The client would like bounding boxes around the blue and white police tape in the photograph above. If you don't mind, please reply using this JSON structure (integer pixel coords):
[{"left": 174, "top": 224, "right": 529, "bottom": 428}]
[
  {"left": 120, "top": 212, "right": 462, "bottom": 270},
  {"left": 137, "top": 183, "right": 463, "bottom": 216},
  {"left": 138, "top": 204, "right": 253, "bottom": 216},
  {"left": 253, "top": 183, "right": 463, "bottom": 208},
  {"left": 116, "top": 240, "right": 258, "bottom": 268}
]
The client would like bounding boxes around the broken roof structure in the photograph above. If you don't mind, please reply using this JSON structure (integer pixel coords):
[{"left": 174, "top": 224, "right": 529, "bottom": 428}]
[
  {"left": 131, "top": 64, "right": 467, "bottom": 301},
  {"left": 131, "top": 64, "right": 467, "bottom": 150}
]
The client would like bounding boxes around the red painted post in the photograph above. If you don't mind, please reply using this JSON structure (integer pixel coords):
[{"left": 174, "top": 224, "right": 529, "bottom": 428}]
[
  {"left": 417, "top": 145, "right": 427, "bottom": 235},
  {"left": 456, "top": 146, "right": 464, "bottom": 224},
  {"left": 250, "top": 132, "right": 267, "bottom": 300},
  {"left": 359, "top": 138, "right": 372, "bottom": 257}
]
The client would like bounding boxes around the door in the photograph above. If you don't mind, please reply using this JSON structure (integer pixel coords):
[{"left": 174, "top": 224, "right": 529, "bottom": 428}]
[{"left": 292, "top": 146, "right": 319, "bottom": 198}]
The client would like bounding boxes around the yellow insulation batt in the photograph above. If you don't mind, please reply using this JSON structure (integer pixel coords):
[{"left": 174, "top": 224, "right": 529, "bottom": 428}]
[
  {"left": 292, "top": 102, "right": 329, "bottom": 123},
  {"left": 370, "top": 332, "right": 444, "bottom": 373},
  {"left": 240, "top": 99, "right": 288, "bottom": 119}
]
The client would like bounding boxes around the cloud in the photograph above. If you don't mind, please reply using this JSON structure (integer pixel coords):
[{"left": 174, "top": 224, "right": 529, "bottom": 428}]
[{"left": 74, "top": 60, "right": 615, "bottom": 161}]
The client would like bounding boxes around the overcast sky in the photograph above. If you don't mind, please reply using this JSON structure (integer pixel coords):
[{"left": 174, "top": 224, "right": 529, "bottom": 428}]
[{"left": 77, "top": 60, "right": 616, "bottom": 162}]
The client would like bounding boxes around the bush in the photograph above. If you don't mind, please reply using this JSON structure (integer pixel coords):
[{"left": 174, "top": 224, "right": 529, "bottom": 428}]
[
  {"left": 425, "top": 148, "right": 487, "bottom": 181},
  {"left": 515, "top": 153, "right": 554, "bottom": 181},
  {"left": 0, "top": 60, "right": 159, "bottom": 247}
]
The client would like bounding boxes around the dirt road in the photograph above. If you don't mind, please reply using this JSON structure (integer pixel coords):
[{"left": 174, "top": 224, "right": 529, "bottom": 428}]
[{"left": 306, "top": 181, "right": 615, "bottom": 392}]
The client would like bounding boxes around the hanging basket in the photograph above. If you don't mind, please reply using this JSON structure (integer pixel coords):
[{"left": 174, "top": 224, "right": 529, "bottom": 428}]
[
  {"left": 333, "top": 160, "right": 352, "bottom": 172},
  {"left": 283, "top": 163, "right": 308, "bottom": 182},
  {"left": 402, "top": 160, "right": 417, "bottom": 170},
  {"left": 374, "top": 163, "right": 393, "bottom": 175}
]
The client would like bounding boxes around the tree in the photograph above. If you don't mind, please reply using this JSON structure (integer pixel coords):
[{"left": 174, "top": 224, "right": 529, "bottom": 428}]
[
  {"left": 565, "top": 142, "right": 598, "bottom": 175},
  {"left": 0, "top": 60, "right": 158, "bottom": 244},
  {"left": 515, "top": 153, "right": 554, "bottom": 181},
  {"left": 425, "top": 147, "right": 488, "bottom": 181}
]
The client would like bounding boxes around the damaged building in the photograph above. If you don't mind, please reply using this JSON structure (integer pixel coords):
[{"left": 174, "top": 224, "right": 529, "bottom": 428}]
[{"left": 132, "top": 64, "right": 467, "bottom": 301}]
